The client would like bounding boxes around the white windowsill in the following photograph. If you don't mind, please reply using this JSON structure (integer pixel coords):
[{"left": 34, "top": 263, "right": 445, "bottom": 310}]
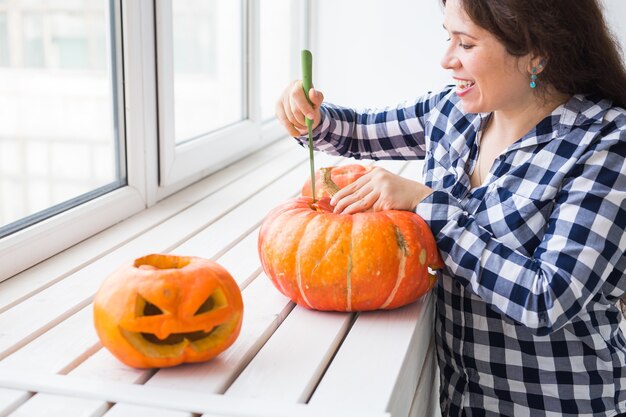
[{"left": 0, "top": 139, "right": 436, "bottom": 417}]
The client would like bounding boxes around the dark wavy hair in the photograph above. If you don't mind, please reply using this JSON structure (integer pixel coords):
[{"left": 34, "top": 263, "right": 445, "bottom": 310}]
[{"left": 441, "top": 0, "right": 626, "bottom": 109}]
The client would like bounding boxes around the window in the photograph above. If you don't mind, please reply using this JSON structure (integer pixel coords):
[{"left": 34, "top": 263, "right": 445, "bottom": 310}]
[
  {"left": 156, "top": 0, "right": 255, "bottom": 187},
  {"left": 0, "top": 0, "right": 125, "bottom": 239},
  {"left": 0, "top": 0, "right": 308, "bottom": 282},
  {"left": 172, "top": 0, "right": 242, "bottom": 143},
  {"left": 155, "top": 0, "right": 305, "bottom": 188},
  {"left": 0, "top": 13, "right": 8, "bottom": 66},
  {"left": 259, "top": 0, "right": 299, "bottom": 121}
]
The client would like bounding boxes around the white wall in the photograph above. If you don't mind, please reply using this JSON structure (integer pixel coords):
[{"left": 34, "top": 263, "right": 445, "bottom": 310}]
[
  {"left": 312, "top": 0, "right": 626, "bottom": 109},
  {"left": 313, "top": 0, "right": 449, "bottom": 108},
  {"left": 603, "top": 0, "right": 626, "bottom": 49}
]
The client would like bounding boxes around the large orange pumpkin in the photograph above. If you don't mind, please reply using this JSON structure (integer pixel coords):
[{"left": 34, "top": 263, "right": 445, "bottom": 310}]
[
  {"left": 258, "top": 197, "right": 443, "bottom": 311},
  {"left": 93, "top": 254, "right": 243, "bottom": 368},
  {"left": 301, "top": 164, "right": 372, "bottom": 199}
]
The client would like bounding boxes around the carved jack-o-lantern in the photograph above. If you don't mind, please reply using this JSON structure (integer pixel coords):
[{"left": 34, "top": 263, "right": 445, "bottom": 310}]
[{"left": 93, "top": 254, "right": 243, "bottom": 368}]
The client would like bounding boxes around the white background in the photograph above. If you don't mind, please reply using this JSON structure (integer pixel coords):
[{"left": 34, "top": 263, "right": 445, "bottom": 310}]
[{"left": 314, "top": 0, "right": 626, "bottom": 109}]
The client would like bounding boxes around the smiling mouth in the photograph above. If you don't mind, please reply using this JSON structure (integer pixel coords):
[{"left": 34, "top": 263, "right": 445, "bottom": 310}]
[
  {"left": 139, "top": 328, "right": 218, "bottom": 345},
  {"left": 119, "top": 325, "right": 224, "bottom": 357},
  {"left": 456, "top": 79, "right": 475, "bottom": 91}
]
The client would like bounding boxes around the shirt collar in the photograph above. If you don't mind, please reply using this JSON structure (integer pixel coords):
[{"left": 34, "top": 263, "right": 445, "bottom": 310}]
[
  {"left": 559, "top": 94, "right": 611, "bottom": 134},
  {"left": 506, "top": 94, "right": 611, "bottom": 153}
]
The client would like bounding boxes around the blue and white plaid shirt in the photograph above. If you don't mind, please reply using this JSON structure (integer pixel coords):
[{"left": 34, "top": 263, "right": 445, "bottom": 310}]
[{"left": 297, "top": 86, "right": 626, "bottom": 417}]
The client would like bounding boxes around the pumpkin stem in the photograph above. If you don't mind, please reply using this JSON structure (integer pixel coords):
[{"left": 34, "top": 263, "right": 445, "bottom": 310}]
[{"left": 321, "top": 167, "right": 341, "bottom": 197}]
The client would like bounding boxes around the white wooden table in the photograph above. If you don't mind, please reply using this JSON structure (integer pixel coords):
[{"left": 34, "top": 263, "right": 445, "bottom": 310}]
[{"left": 0, "top": 139, "right": 437, "bottom": 417}]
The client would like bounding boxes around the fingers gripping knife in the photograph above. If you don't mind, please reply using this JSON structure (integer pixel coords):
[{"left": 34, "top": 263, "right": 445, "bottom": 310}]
[{"left": 301, "top": 49, "right": 316, "bottom": 202}]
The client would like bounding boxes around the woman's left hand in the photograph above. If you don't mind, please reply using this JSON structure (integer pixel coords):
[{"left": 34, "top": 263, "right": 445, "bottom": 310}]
[{"left": 330, "top": 166, "right": 434, "bottom": 214}]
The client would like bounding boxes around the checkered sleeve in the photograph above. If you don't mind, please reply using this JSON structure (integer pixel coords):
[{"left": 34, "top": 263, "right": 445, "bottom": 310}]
[
  {"left": 416, "top": 134, "right": 626, "bottom": 336},
  {"left": 294, "top": 87, "right": 453, "bottom": 160}
]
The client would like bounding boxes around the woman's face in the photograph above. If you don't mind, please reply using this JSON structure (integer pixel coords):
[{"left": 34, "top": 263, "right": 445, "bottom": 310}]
[{"left": 441, "top": 0, "right": 535, "bottom": 114}]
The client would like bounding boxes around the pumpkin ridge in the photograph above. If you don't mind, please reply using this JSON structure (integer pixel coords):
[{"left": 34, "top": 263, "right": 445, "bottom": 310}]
[
  {"left": 309, "top": 215, "right": 348, "bottom": 274},
  {"left": 381, "top": 214, "right": 409, "bottom": 309},
  {"left": 295, "top": 256, "right": 312, "bottom": 309},
  {"left": 309, "top": 230, "right": 340, "bottom": 279},
  {"left": 346, "top": 217, "right": 355, "bottom": 311},
  {"left": 264, "top": 207, "right": 314, "bottom": 298},
  {"left": 295, "top": 213, "right": 319, "bottom": 309}
]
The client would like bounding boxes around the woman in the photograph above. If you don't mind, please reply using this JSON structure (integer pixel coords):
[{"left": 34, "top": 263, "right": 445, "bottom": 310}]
[{"left": 276, "top": 0, "right": 626, "bottom": 416}]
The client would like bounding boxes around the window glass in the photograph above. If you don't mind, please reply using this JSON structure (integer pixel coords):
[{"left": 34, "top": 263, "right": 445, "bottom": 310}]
[
  {"left": 172, "top": 0, "right": 243, "bottom": 143},
  {"left": 0, "top": 13, "right": 7, "bottom": 66},
  {"left": 22, "top": 13, "right": 45, "bottom": 67},
  {"left": 259, "top": 0, "right": 296, "bottom": 121},
  {"left": 0, "top": 0, "right": 124, "bottom": 237}
]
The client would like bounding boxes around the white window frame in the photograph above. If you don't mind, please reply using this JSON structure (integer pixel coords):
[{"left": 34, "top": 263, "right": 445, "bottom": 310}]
[
  {"left": 154, "top": 0, "right": 257, "bottom": 190},
  {"left": 154, "top": 0, "right": 307, "bottom": 198},
  {"left": 0, "top": 0, "right": 145, "bottom": 282},
  {"left": 0, "top": 0, "right": 310, "bottom": 283}
]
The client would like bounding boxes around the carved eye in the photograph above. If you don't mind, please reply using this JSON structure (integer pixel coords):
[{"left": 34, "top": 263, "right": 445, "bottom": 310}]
[
  {"left": 194, "top": 295, "right": 215, "bottom": 315},
  {"left": 143, "top": 299, "right": 164, "bottom": 316},
  {"left": 133, "top": 295, "right": 165, "bottom": 317},
  {"left": 194, "top": 289, "right": 227, "bottom": 316}
]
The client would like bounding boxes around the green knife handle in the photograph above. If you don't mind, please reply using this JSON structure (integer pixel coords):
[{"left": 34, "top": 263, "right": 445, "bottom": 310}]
[{"left": 301, "top": 49, "right": 313, "bottom": 129}]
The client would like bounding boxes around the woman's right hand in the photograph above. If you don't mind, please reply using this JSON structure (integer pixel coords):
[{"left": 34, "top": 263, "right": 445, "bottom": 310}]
[{"left": 275, "top": 80, "right": 325, "bottom": 137}]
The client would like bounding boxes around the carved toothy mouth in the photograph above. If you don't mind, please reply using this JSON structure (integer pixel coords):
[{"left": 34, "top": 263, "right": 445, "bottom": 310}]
[
  {"left": 118, "top": 322, "right": 238, "bottom": 358},
  {"left": 138, "top": 327, "right": 219, "bottom": 345},
  {"left": 120, "top": 325, "right": 221, "bottom": 351},
  {"left": 117, "top": 293, "right": 234, "bottom": 357}
]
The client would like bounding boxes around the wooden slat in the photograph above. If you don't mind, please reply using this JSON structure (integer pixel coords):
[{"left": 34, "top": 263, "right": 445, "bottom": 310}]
[
  {"left": 0, "top": 389, "right": 29, "bottom": 417},
  {"left": 1, "top": 306, "right": 99, "bottom": 373},
  {"left": 225, "top": 306, "right": 353, "bottom": 403},
  {"left": 184, "top": 228, "right": 260, "bottom": 288},
  {"left": 8, "top": 393, "right": 109, "bottom": 417},
  {"left": 104, "top": 404, "right": 191, "bottom": 417},
  {"left": 0, "top": 306, "right": 101, "bottom": 416},
  {"left": 6, "top": 348, "right": 148, "bottom": 417},
  {"left": 0, "top": 371, "right": 390, "bottom": 417},
  {"left": 308, "top": 293, "right": 434, "bottom": 417},
  {"left": 385, "top": 300, "right": 434, "bottom": 417},
  {"left": 408, "top": 338, "right": 436, "bottom": 417},
  {"left": 429, "top": 360, "right": 441, "bottom": 417}
]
